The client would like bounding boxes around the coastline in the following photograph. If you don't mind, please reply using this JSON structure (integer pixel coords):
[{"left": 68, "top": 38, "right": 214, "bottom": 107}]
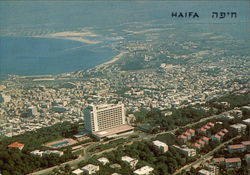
[{"left": 96, "top": 51, "right": 127, "bottom": 69}]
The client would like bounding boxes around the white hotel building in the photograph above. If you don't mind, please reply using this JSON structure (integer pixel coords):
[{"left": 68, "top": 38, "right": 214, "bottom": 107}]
[{"left": 84, "top": 103, "right": 134, "bottom": 140}]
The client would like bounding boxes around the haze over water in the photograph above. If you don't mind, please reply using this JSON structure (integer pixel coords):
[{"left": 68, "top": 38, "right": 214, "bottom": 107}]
[{"left": 0, "top": 1, "right": 249, "bottom": 76}]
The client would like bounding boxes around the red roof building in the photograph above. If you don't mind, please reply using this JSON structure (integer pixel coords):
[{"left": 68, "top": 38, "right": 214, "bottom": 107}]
[
  {"left": 8, "top": 142, "right": 24, "bottom": 150},
  {"left": 197, "top": 139, "right": 205, "bottom": 146},
  {"left": 225, "top": 158, "right": 241, "bottom": 168},
  {"left": 211, "top": 134, "right": 221, "bottom": 142},
  {"left": 192, "top": 143, "right": 201, "bottom": 149},
  {"left": 213, "top": 157, "right": 225, "bottom": 164},
  {"left": 183, "top": 132, "right": 192, "bottom": 140},
  {"left": 197, "top": 127, "right": 207, "bottom": 134},
  {"left": 178, "top": 135, "right": 188, "bottom": 142},
  {"left": 204, "top": 125, "right": 211, "bottom": 130},
  {"left": 201, "top": 136, "right": 209, "bottom": 143},
  {"left": 242, "top": 141, "right": 250, "bottom": 149},
  {"left": 186, "top": 129, "right": 195, "bottom": 136},
  {"left": 228, "top": 144, "right": 246, "bottom": 153},
  {"left": 207, "top": 122, "right": 214, "bottom": 127}
]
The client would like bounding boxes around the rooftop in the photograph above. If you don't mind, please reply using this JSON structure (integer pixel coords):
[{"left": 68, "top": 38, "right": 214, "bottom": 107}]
[
  {"left": 241, "top": 141, "right": 250, "bottom": 146},
  {"left": 213, "top": 157, "right": 225, "bottom": 163},
  {"left": 225, "top": 158, "right": 241, "bottom": 163},
  {"left": 82, "top": 164, "right": 99, "bottom": 170},
  {"left": 8, "top": 142, "right": 24, "bottom": 149},
  {"left": 178, "top": 135, "right": 187, "bottom": 139},
  {"left": 134, "top": 166, "right": 154, "bottom": 175},
  {"left": 186, "top": 128, "right": 195, "bottom": 133},
  {"left": 201, "top": 136, "right": 209, "bottom": 141},
  {"left": 92, "top": 124, "right": 134, "bottom": 138},
  {"left": 121, "top": 156, "right": 136, "bottom": 163},
  {"left": 153, "top": 140, "right": 168, "bottom": 147},
  {"left": 228, "top": 144, "right": 245, "bottom": 149}
]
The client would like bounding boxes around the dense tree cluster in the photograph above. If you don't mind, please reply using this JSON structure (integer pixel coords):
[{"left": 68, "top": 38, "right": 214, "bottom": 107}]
[
  {"left": 0, "top": 121, "right": 79, "bottom": 175},
  {"left": 135, "top": 106, "right": 211, "bottom": 133},
  {"left": 208, "top": 92, "right": 250, "bottom": 111}
]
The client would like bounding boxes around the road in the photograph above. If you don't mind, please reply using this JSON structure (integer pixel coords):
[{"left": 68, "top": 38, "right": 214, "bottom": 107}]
[
  {"left": 173, "top": 135, "right": 241, "bottom": 175},
  {"left": 32, "top": 113, "right": 223, "bottom": 175}
]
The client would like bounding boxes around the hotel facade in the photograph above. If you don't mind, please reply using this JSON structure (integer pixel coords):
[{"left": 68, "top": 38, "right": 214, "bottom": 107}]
[{"left": 84, "top": 103, "right": 133, "bottom": 140}]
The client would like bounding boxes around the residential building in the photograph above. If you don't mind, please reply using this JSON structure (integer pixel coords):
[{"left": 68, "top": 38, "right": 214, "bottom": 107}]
[
  {"left": 228, "top": 144, "right": 246, "bottom": 153},
  {"left": 8, "top": 142, "right": 24, "bottom": 150},
  {"left": 178, "top": 135, "right": 188, "bottom": 142},
  {"left": 134, "top": 166, "right": 154, "bottom": 175},
  {"left": 225, "top": 158, "right": 241, "bottom": 168},
  {"left": 197, "top": 127, "right": 207, "bottom": 134},
  {"left": 230, "top": 123, "right": 247, "bottom": 134},
  {"left": 192, "top": 143, "right": 201, "bottom": 149},
  {"left": 211, "top": 134, "right": 222, "bottom": 142},
  {"left": 207, "top": 122, "right": 215, "bottom": 127},
  {"left": 98, "top": 157, "right": 109, "bottom": 165},
  {"left": 152, "top": 140, "right": 168, "bottom": 153},
  {"left": 198, "top": 169, "right": 214, "bottom": 175},
  {"left": 183, "top": 131, "right": 192, "bottom": 140},
  {"left": 30, "top": 150, "right": 44, "bottom": 157},
  {"left": 72, "top": 169, "right": 84, "bottom": 175},
  {"left": 197, "top": 139, "right": 205, "bottom": 146},
  {"left": 81, "top": 164, "right": 100, "bottom": 175},
  {"left": 201, "top": 136, "right": 209, "bottom": 144},
  {"left": 213, "top": 157, "right": 225, "bottom": 165},
  {"left": 173, "top": 145, "right": 196, "bottom": 157},
  {"left": 121, "top": 156, "right": 138, "bottom": 169},
  {"left": 241, "top": 141, "right": 250, "bottom": 150},
  {"left": 186, "top": 128, "right": 195, "bottom": 136}
]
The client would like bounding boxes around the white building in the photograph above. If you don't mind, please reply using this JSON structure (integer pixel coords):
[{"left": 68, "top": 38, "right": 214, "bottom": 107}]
[
  {"left": 152, "top": 140, "right": 168, "bottom": 153},
  {"left": 121, "top": 156, "right": 138, "bottom": 169},
  {"left": 84, "top": 103, "right": 126, "bottom": 132},
  {"left": 84, "top": 103, "right": 133, "bottom": 140},
  {"left": 134, "top": 166, "right": 154, "bottom": 175},
  {"left": 72, "top": 169, "right": 84, "bottom": 175},
  {"left": 31, "top": 150, "right": 63, "bottom": 157},
  {"left": 97, "top": 157, "right": 109, "bottom": 165},
  {"left": 198, "top": 169, "right": 215, "bottom": 175},
  {"left": 30, "top": 150, "right": 43, "bottom": 157},
  {"left": 230, "top": 123, "right": 247, "bottom": 134},
  {"left": 173, "top": 145, "right": 196, "bottom": 157},
  {"left": 81, "top": 164, "right": 99, "bottom": 175}
]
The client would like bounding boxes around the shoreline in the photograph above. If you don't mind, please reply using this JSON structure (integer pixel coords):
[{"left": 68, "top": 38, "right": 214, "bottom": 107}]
[{"left": 96, "top": 51, "right": 127, "bottom": 69}]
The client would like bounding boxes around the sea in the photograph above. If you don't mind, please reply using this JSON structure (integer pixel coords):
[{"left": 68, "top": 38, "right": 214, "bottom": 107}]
[{"left": 0, "top": 1, "right": 249, "bottom": 76}]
